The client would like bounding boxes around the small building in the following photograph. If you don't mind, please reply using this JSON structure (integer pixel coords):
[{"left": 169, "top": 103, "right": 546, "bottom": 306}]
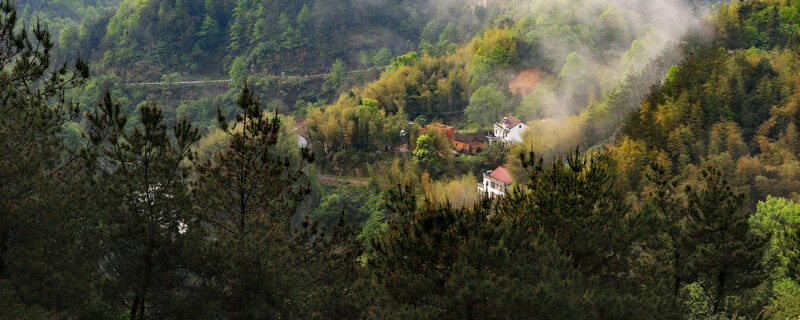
[
  {"left": 420, "top": 123, "right": 455, "bottom": 139},
  {"left": 491, "top": 115, "right": 528, "bottom": 146},
  {"left": 452, "top": 130, "right": 489, "bottom": 154},
  {"left": 295, "top": 119, "right": 309, "bottom": 148},
  {"left": 479, "top": 166, "right": 513, "bottom": 198},
  {"left": 394, "top": 144, "right": 410, "bottom": 155}
]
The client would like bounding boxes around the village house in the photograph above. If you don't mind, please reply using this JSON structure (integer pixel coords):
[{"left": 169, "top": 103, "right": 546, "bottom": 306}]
[
  {"left": 295, "top": 119, "right": 309, "bottom": 148},
  {"left": 452, "top": 130, "right": 489, "bottom": 154},
  {"left": 419, "top": 122, "right": 455, "bottom": 138},
  {"left": 490, "top": 115, "right": 528, "bottom": 145},
  {"left": 479, "top": 166, "right": 513, "bottom": 198}
]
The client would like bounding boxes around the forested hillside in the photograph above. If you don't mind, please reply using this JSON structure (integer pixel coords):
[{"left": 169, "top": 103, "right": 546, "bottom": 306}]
[
  {"left": 614, "top": 0, "right": 800, "bottom": 202},
  {"left": 5, "top": 0, "right": 800, "bottom": 319},
  {"left": 13, "top": 0, "right": 119, "bottom": 40},
  {"left": 52, "top": 0, "right": 485, "bottom": 80}
]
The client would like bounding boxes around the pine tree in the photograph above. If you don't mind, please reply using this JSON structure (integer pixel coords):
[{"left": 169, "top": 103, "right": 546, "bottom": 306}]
[
  {"left": 501, "top": 149, "right": 661, "bottom": 319},
  {"left": 84, "top": 91, "right": 202, "bottom": 320},
  {"left": 0, "top": 0, "right": 104, "bottom": 317},
  {"left": 639, "top": 162, "right": 691, "bottom": 318},
  {"left": 779, "top": 224, "right": 800, "bottom": 281},
  {"left": 368, "top": 195, "right": 585, "bottom": 319},
  {"left": 367, "top": 150, "right": 661, "bottom": 319},
  {"left": 193, "top": 84, "right": 355, "bottom": 319},
  {"left": 683, "top": 165, "right": 767, "bottom": 316}
]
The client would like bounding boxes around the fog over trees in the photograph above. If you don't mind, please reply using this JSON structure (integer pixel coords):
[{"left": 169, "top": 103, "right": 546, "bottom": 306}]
[{"left": 3, "top": 0, "right": 800, "bottom": 318}]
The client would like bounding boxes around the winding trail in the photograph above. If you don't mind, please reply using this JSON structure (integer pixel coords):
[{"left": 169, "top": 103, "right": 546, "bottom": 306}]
[
  {"left": 318, "top": 174, "right": 369, "bottom": 186},
  {"left": 122, "top": 66, "right": 386, "bottom": 87}
]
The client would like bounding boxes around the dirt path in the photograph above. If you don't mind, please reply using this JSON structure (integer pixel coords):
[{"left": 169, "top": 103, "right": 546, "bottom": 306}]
[{"left": 318, "top": 174, "right": 369, "bottom": 186}]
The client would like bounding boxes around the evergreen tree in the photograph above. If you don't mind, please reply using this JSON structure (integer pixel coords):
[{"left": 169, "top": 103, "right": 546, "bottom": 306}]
[
  {"left": 368, "top": 150, "right": 660, "bottom": 319},
  {"left": 368, "top": 195, "right": 585, "bottom": 319},
  {"left": 84, "top": 92, "right": 202, "bottom": 320},
  {"left": 413, "top": 134, "right": 444, "bottom": 176},
  {"left": 639, "top": 163, "right": 692, "bottom": 318},
  {"left": 0, "top": 0, "right": 107, "bottom": 317},
  {"left": 193, "top": 84, "right": 356, "bottom": 318},
  {"left": 501, "top": 150, "right": 661, "bottom": 319},
  {"left": 683, "top": 165, "right": 767, "bottom": 316}
]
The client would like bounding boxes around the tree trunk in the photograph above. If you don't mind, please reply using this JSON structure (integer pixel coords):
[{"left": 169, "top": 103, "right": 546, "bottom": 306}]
[
  {"left": 0, "top": 230, "right": 7, "bottom": 278},
  {"left": 130, "top": 292, "right": 141, "bottom": 320},
  {"left": 713, "top": 272, "right": 726, "bottom": 315},
  {"left": 672, "top": 249, "right": 681, "bottom": 296}
]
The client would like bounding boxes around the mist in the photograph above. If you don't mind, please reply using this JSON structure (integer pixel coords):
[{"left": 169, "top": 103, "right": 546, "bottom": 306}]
[
  {"left": 463, "top": 0, "right": 719, "bottom": 157},
  {"left": 509, "top": 0, "right": 711, "bottom": 119}
]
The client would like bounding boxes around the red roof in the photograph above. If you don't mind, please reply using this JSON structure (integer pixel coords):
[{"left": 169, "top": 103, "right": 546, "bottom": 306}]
[
  {"left": 295, "top": 119, "right": 309, "bottom": 139},
  {"left": 500, "top": 116, "right": 522, "bottom": 128},
  {"left": 420, "top": 123, "right": 455, "bottom": 138},
  {"left": 489, "top": 166, "right": 513, "bottom": 184}
]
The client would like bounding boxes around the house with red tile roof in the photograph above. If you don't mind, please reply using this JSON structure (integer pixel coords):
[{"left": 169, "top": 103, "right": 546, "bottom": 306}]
[
  {"left": 419, "top": 123, "right": 455, "bottom": 138},
  {"left": 479, "top": 166, "right": 513, "bottom": 198},
  {"left": 490, "top": 115, "right": 528, "bottom": 146}
]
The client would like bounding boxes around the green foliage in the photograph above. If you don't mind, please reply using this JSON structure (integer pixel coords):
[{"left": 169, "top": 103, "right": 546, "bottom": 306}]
[
  {"left": 0, "top": 2, "right": 111, "bottom": 317},
  {"left": 752, "top": 196, "right": 800, "bottom": 237},
  {"left": 372, "top": 47, "right": 393, "bottom": 66},
  {"left": 393, "top": 51, "right": 419, "bottom": 67},
  {"left": 620, "top": 45, "right": 800, "bottom": 204},
  {"left": 718, "top": 0, "right": 800, "bottom": 50},
  {"left": 469, "top": 26, "right": 518, "bottom": 86},
  {"left": 190, "top": 84, "right": 363, "bottom": 318},
  {"left": 229, "top": 56, "right": 248, "bottom": 85},
  {"left": 84, "top": 91, "right": 203, "bottom": 320},
  {"left": 9, "top": 0, "right": 800, "bottom": 318},
  {"left": 15, "top": 0, "right": 121, "bottom": 35},
  {"left": 306, "top": 93, "right": 406, "bottom": 170},
  {"left": 683, "top": 166, "right": 767, "bottom": 316},
  {"left": 322, "top": 59, "right": 345, "bottom": 97},
  {"left": 466, "top": 83, "right": 509, "bottom": 127},
  {"left": 365, "top": 53, "right": 469, "bottom": 120},
  {"left": 413, "top": 134, "right": 445, "bottom": 176},
  {"left": 367, "top": 196, "right": 585, "bottom": 319},
  {"left": 368, "top": 151, "right": 666, "bottom": 318},
  {"left": 763, "top": 278, "right": 800, "bottom": 319},
  {"left": 309, "top": 184, "right": 387, "bottom": 246}
]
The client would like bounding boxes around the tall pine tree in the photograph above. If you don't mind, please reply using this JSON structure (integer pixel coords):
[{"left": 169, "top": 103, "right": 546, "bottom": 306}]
[
  {"left": 84, "top": 92, "right": 202, "bottom": 320},
  {"left": 193, "top": 84, "right": 356, "bottom": 319},
  {"left": 0, "top": 0, "right": 106, "bottom": 317},
  {"left": 683, "top": 165, "right": 767, "bottom": 316}
]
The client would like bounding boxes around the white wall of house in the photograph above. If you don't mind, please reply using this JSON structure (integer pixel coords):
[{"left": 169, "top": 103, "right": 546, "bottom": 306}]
[
  {"left": 493, "top": 126, "right": 504, "bottom": 140},
  {"left": 492, "top": 122, "right": 528, "bottom": 145},
  {"left": 480, "top": 176, "right": 508, "bottom": 198},
  {"left": 296, "top": 135, "right": 308, "bottom": 148},
  {"left": 505, "top": 123, "right": 528, "bottom": 144}
]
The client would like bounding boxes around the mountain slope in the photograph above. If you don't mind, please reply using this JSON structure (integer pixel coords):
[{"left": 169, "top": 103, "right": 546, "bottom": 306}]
[{"left": 615, "top": 0, "right": 800, "bottom": 203}]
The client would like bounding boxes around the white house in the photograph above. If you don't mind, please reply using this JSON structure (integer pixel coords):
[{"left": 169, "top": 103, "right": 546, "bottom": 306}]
[
  {"left": 491, "top": 115, "right": 528, "bottom": 145},
  {"left": 295, "top": 119, "right": 309, "bottom": 148},
  {"left": 478, "top": 166, "right": 513, "bottom": 198}
]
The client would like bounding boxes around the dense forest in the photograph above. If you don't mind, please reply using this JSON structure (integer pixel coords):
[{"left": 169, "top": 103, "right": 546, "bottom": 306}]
[{"left": 4, "top": 0, "right": 800, "bottom": 319}]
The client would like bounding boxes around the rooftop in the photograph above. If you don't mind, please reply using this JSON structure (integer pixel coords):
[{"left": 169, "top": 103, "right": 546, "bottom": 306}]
[
  {"left": 488, "top": 166, "right": 513, "bottom": 185},
  {"left": 453, "top": 129, "right": 489, "bottom": 143},
  {"left": 295, "top": 119, "right": 309, "bottom": 139},
  {"left": 499, "top": 116, "right": 522, "bottom": 129}
]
